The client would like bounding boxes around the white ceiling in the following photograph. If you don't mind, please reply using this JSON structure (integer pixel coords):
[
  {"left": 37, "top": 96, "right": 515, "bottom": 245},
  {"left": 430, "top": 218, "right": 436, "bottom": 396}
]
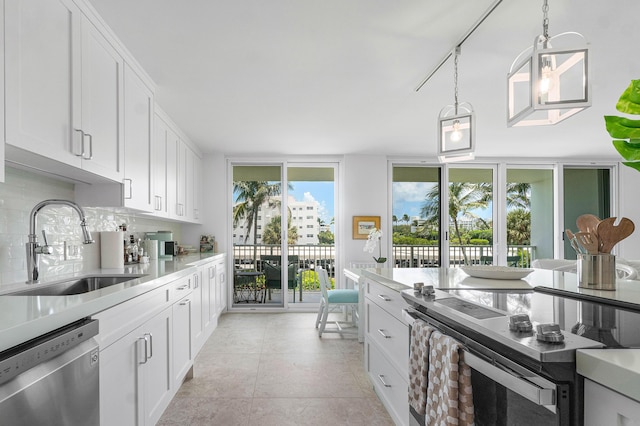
[{"left": 87, "top": 0, "right": 639, "bottom": 159}]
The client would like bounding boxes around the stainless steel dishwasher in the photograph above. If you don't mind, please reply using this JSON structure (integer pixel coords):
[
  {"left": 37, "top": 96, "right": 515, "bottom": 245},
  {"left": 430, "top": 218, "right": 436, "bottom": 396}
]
[{"left": 0, "top": 319, "right": 99, "bottom": 425}]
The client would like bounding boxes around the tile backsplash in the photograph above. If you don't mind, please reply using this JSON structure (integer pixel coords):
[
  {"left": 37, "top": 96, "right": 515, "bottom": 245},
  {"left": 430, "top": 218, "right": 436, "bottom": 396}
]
[{"left": 0, "top": 168, "right": 181, "bottom": 287}]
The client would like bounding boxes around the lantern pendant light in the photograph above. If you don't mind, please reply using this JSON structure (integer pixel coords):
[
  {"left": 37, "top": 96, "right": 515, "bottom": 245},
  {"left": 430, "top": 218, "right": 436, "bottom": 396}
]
[
  {"left": 437, "top": 46, "right": 475, "bottom": 162},
  {"left": 507, "top": 0, "right": 590, "bottom": 127}
]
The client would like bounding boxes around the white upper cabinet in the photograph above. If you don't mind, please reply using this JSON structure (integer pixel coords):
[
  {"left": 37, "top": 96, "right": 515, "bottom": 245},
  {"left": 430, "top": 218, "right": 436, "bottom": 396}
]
[
  {"left": 185, "top": 145, "right": 202, "bottom": 223},
  {"left": 152, "top": 114, "right": 169, "bottom": 217},
  {"left": 79, "top": 17, "right": 124, "bottom": 182},
  {"left": 153, "top": 107, "right": 203, "bottom": 223},
  {"left": 5, "top": 0, "right": 123, "bottom": 182},
  {"left": 5, "top": 0, "right": 82, "bottom": 166},
  {"left": 0, "top": 0, "right": 5, "bottom": 183},
  {"left": 123, "top": 64, "right": 154, "bottom": 212}
]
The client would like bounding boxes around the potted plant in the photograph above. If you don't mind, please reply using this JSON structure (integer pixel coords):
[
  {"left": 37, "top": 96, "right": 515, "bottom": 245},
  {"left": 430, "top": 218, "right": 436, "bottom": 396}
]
[{"left": 605, "top": 79, "right": 640, "bottom": 170}]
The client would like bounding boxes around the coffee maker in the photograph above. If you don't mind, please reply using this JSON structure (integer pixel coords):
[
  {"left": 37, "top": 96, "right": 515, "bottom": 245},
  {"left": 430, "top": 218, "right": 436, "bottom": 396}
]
[{"left": 146, "top": 231, "right": 177, "bottom": 259}]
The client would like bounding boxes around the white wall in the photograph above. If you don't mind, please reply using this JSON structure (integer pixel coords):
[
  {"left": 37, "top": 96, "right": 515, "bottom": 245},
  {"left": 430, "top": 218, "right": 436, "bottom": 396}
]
[
  {"left": 340, "top": 155, "right": 388, "bottom": 269},
  {"left": 618, "top": 165, "right": 640, "bottom": 260}
]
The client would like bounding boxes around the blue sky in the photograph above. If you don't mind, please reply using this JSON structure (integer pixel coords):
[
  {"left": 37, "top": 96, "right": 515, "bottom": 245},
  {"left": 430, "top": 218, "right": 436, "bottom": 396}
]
[{"left": 289, "top": 181, "right": 334, "bottom": 228}]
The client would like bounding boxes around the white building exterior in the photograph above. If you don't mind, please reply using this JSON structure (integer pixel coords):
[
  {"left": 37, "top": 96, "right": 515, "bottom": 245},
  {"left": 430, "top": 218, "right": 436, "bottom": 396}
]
[{"left": 233, "top": 196, "right": 320, "bottom": 245}]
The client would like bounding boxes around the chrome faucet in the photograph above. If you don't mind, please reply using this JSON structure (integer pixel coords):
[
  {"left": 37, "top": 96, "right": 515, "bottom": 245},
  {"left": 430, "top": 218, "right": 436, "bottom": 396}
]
[{"left": 26, "top": 199, "right": 94, "bottom": 283}]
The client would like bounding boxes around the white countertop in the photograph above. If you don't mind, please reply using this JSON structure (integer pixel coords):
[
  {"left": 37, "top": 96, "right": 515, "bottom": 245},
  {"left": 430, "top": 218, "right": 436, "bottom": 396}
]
[
  {"left": 356, "top": 266, "right": 640, "bottom": 305},
  {"left": 577, "top": 349, "right": 640, "bottom": 402},
  {"left": 349, "top": 266, "right": 640, "bottom": 401},
  {"left": 0, "top": 253, "right": 224, "bottom": 353}
]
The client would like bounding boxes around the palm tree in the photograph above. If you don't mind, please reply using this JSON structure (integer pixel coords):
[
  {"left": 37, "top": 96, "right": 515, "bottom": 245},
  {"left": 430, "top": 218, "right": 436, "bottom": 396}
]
[
  {"left": 506, "top": 182, "right": 531, "bottom": 210},
  {"left": 402, "top": 213, "right": 409, "bottom": 225},
  {"left": 421, "top": 182, "right": 491, "bottom": 265},
  {"left": 262, "top": 215, "right": 299, "bottom": 245},
  {"left": 233, "top": 181, "right": 281, "bottom": 268}
]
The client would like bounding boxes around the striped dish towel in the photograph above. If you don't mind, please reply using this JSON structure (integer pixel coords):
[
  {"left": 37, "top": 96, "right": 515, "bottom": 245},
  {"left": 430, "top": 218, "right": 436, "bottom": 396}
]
[
  {"left": 408, "top": 319, "right": 435, "bottom": 415},
  {"left": 425, "top": 331, "right": 474, "bottom": 426}
]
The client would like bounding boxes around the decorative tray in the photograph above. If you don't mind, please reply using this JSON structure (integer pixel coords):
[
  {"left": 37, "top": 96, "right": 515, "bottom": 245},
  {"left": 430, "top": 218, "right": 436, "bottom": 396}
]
[{"left": 460, "top": 265, "right": 534, "bottom": 280}]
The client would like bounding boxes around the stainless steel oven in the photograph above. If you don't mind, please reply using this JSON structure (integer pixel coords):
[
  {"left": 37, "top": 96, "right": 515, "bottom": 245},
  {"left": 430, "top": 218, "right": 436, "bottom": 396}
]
[
  {"left": 402, "top": 287, "right": 640, "bottom": 426},
  {"left": 0, "top": 319, "right": 99, "bottom": 425}
]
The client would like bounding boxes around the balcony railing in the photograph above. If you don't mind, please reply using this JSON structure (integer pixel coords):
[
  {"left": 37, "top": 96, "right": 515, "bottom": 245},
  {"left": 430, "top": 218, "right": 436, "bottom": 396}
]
[{"left": 233, "top": 244, "right": 535, "bottom": 275}]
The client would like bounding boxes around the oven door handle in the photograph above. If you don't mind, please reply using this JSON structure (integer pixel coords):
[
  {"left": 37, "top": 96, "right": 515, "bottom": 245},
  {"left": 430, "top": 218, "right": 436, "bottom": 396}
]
[{"left": 463, "top": 350, "right": 556, "bottom": 407}]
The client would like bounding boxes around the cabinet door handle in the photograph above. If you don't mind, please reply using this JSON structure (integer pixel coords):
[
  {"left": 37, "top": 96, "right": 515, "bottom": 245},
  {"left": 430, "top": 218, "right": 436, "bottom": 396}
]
[
  {"left": 377, "top": 294, "right": 392, "bottom": 302},
  {"left": 124, "top": 178, "right": 133, "bottom": 199},
  {"left": 83, "top": 133, "right": 93, "bottom": 160},
  {"left": 139, "top": 335, "right": 149, "bottom": 364},
  {"left": 220, "top": 273, "right": 225, "bottom": 284},
  {"left": 73, "top": 129, "right": 85, "bottom": 157},
  {"left": 377, "top": 374, "right": 391, "bottom": 388},
  {"left": 377, "top": 329, "right": 391, "bottom": 339},
  {"left": 194, "top": 275, "right": 199, "bottom": 289},
  {"left": 145, "top": 332, "right": 153, "bottom": 359},
  {"left": 154, "top": 195, "right": 162, "bottom": 211}
]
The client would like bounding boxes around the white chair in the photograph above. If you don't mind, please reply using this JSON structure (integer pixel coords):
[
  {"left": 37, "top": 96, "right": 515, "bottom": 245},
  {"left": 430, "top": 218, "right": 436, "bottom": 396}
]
[{"left": 315, "top": 267, "right": 358, "bottom": 337}]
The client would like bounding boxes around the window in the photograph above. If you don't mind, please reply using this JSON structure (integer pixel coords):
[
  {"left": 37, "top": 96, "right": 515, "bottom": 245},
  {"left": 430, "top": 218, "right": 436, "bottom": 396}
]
[
  {"left": 307, "top": 234, "right": 314, "bottom": 238},
  {"left": 307, "top": 215, "right": 314, "bottom": 219},
  {"left": 306, "top": 206, "right": 314, "bottom": 210},
  {"left": 307, "top": 225, "right": 314, "bottom": 228}
]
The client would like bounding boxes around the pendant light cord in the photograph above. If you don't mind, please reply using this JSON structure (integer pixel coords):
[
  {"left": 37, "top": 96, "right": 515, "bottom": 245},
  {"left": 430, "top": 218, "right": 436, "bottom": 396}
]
[
  {"left": 542, "top": 0, "right": 550, "bottom": 46},
  {"left": 453, "top": 46, "right": 460, "bottom": 115}
]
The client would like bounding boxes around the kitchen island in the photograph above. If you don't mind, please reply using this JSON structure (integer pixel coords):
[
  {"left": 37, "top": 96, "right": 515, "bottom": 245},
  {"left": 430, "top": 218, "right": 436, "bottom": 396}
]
[{"left": 357, "top": 266, "right": 640, "bottom": 426}]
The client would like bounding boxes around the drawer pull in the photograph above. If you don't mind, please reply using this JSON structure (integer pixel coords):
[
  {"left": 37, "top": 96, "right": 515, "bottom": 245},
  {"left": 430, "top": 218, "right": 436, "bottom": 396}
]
[
  {"left": 179, "top": 299, "right": 190, "bottom": 306},
  {"left": 177, "top": 285, "right": 189, "bottom": 290},
  {"left": 377, "top": 294, "right": 392, "bottom": 302},
  {"left": 377, "top": 374, "right": 392, "bottom": 388},
  {"left": 377, "top": 329, "right": 391, "bottom": 339}
]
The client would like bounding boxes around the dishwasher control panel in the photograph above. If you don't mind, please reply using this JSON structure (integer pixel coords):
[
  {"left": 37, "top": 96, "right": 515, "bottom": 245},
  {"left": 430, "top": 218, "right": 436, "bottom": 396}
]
[{"left": 0, "top": 319, "right": 98, "bottom": 385}]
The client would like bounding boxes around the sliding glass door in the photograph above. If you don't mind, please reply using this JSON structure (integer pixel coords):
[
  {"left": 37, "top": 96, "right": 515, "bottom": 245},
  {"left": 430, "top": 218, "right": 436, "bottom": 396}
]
[
  {"left": 232, "top": 165, "right": 283, "bottom": 307},
  {"left": 447, "top": 167, "right": 495, "bottom": 266},
  {"left": 287, "top": 165, "right": 336, "bottom": 307},
  {"left": 505, "top": 167, "right": 554, "bottom": 266},
  {"left": 231, "top": 162, "right": 337, "bottom": 309},
  {"left": 563, "top": 167, "right": 611, "bottom": 259},
  {"left": 392, "top": 166, "right": 442, "bottom": 267}
]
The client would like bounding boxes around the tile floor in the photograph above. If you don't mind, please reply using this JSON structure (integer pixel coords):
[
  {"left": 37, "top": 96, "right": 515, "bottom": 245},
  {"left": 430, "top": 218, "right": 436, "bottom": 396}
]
[{"left": 158, "top": 312, "right": 394, "bottom": 426}]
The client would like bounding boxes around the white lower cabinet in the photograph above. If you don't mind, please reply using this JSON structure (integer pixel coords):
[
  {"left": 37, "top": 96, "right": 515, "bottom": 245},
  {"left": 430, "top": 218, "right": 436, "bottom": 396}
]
[
  {"left": 364, "top": 278, "right": 410, "bottom": 426},
  {"left": 172, "top": 294, "right": 192, "bottom": 392},
  {"left": 584, "top": 379, "right": 640, "bottom": 426},
  {"left": 190, "top": 267, "right": 205, "bottom": 354},
  {"left": 100, "top": 305, "right": 172, "bottom": 426},
  {"left": 96, "top": 257, "right": 226, "bottom": 425},
  {"left": 97, "top": 274, "right": 191, "bottom": 426}
]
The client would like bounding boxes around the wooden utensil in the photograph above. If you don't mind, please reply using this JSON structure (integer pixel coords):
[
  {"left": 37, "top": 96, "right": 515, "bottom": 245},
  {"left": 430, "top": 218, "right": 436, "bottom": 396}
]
[
  {"left": 576, "top": 214, "right": 601, "bottom": 234},
  {"left": 597, "top": 217, "right": 635, "bottom": 253},
  {"left": 575, "top": 231, "right": 599, "bottom": 255}
]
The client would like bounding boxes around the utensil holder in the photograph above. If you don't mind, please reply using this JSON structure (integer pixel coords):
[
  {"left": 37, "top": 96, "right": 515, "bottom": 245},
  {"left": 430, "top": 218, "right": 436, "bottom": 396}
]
[{"left": 577, "top": 254, "right": 616, "bottom": 290}]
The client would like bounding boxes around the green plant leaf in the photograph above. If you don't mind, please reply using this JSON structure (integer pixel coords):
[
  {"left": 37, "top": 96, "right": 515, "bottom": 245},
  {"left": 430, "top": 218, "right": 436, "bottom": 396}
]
[
  {"left": 622, "top": 161, "right": 640, "bottom": 172},
  {"left": 604, "top": 116, "right": 640, "bottom": 139},
  {"left": 616, "top": 80, "right": 640, "bottom": 115},
  {"left": 613, "top": 140, "right": 640, "bottom": 161}
]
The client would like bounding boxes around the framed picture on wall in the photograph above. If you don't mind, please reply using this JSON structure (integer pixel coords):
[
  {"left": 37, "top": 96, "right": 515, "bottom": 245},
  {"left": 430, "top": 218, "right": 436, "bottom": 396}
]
[{"left": 352, "top": 216, "right": 380, "bottom": 239}]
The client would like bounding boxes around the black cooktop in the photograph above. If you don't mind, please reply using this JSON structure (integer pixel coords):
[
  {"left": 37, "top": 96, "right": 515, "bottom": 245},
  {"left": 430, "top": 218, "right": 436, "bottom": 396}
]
[{"left": 441, "top": 288, "right": 640, "bottom": 350}]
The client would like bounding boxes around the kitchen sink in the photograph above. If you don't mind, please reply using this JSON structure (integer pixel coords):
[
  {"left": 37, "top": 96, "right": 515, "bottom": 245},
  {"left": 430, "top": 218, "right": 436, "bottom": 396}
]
[{"left": 9, "top": 275, "right": 147, "bottom": 296}]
